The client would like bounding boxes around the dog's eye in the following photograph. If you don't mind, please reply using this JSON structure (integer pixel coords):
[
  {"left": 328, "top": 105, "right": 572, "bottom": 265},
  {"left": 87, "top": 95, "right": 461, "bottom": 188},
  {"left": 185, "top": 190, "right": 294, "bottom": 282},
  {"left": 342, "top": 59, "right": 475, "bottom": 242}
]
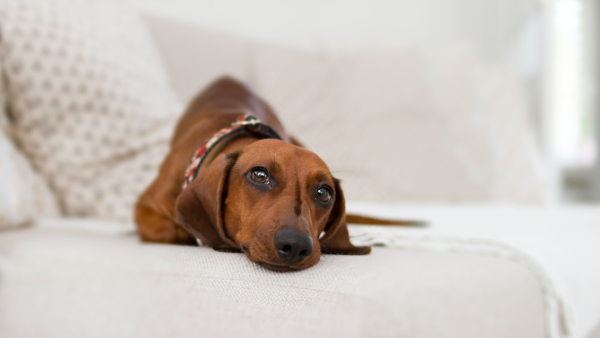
[
  {"left": 250, "top": 169, "right": 269, "bottom": 184},
  {"left": 315, "top": 187, "right": 332, "bottom": 203}
]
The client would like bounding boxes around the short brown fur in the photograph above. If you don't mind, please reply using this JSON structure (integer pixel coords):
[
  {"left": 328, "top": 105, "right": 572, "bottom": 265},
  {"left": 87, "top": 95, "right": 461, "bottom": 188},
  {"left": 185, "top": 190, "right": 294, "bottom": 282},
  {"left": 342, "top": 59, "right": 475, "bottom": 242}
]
[{"left": 135, "top": 77, "right": 371, "bottom": 271}]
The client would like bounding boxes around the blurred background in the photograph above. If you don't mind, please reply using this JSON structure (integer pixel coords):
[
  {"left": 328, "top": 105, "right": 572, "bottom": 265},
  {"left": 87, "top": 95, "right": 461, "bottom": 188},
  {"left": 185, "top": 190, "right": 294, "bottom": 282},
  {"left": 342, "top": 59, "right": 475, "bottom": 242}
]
[{"left": 134, "top": 0, "right": 600, "bottom": 204}]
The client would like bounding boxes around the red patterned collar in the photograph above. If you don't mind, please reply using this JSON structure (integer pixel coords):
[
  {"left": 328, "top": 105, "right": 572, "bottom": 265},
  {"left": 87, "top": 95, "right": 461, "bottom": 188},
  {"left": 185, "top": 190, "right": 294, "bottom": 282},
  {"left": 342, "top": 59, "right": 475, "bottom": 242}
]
[{"left": 182, "top": 115, "right": 282, "bottom": 189}]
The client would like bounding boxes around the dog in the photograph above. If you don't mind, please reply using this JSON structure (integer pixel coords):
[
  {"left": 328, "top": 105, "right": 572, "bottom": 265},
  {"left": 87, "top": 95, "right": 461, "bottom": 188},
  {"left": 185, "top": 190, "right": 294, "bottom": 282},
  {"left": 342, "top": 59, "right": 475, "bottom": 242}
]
[{"left": 135, "top": 77, "right": 415, "bottom": 271}]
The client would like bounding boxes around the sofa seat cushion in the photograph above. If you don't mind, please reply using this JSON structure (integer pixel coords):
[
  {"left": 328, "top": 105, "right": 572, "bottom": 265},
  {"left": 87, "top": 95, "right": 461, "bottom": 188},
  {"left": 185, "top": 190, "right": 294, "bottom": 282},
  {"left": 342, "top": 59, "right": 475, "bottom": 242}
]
[{"left": 0, "top": 224, "right": 543, "bottom": 338}]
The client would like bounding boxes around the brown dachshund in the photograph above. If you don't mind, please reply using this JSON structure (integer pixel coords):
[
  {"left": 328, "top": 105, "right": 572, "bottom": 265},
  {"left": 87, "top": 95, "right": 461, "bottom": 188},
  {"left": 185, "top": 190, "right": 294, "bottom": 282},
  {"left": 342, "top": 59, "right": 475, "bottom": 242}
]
[{"left": 135, "top": 77, "right": 413, "bottom": 271}]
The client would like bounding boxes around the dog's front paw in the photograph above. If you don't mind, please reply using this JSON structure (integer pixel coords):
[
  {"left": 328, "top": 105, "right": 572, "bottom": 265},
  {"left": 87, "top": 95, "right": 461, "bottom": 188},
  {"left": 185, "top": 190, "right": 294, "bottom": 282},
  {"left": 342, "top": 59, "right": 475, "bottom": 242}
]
[
  {"left": 212, "top": 245, "right": 242, "bottom": 253},
  {"left": 320, "top": 245, "right": 371, "bottom": 255}
]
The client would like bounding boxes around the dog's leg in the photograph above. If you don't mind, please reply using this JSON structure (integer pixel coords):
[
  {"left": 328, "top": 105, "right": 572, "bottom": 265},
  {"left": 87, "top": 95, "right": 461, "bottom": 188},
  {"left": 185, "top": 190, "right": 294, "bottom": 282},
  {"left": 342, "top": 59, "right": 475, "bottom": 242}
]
[{"left": 135, "top": 203, "right": 196, "bottom": 245}]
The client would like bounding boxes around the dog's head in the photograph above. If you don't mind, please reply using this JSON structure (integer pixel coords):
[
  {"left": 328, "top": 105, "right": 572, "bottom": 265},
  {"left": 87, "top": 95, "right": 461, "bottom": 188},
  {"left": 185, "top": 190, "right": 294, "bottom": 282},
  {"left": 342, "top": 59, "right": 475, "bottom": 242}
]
[{"left": 174, "top": 139, "right": 370, "bottom": 271}]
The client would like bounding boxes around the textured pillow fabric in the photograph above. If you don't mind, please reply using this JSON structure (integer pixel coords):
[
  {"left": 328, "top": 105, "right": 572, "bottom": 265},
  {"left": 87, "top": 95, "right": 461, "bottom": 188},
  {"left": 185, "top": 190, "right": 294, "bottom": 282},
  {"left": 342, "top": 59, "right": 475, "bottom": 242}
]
[
  {"left": 252, "top": 46, "right": 552, "bottom": 204},
  {"left": 0, "top": 59, "right": 60, "bottom": 229},
  {"left": 0, "top": 0, "right": 182, "bottom": 222}
]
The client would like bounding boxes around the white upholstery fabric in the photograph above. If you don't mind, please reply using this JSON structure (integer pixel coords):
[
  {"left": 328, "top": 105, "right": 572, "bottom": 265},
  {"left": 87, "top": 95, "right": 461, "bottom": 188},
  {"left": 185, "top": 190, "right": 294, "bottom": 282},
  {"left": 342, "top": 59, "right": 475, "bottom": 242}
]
[
  {"left": 0, "top": 224, "right": 544, "bottom": 338},
  {"left": 0, "top": 59, "right": 59, "bottom": 229},
  {"left": 251, "top": 45, "right": 553, "bottom": 205},
  {"left": 0, "top": 0, "right": 181, "bottom": 223},
  {"left": 142, "top": 13, "right": 252, "bottom": 105},
  {"left": 590, "top": 323, "right": 600, "bottom": 338},
  {"left": 346, "top": 203, "right": 600, "bottom": 338}
]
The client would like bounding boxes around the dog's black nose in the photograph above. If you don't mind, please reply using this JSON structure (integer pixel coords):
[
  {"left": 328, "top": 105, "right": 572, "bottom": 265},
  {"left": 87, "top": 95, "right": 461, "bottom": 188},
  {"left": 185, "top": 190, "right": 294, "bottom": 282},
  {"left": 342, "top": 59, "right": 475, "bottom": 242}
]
[{"left": 274, "top": 228, "right": 313, "bottom": 264}]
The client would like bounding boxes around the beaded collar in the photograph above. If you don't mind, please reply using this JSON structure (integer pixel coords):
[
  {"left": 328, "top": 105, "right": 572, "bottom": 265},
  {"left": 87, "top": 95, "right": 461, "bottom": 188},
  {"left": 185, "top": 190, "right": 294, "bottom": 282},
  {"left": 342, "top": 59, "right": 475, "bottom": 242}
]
[{"left": 181, "top": 115, "right": 282, "bottom": 189}]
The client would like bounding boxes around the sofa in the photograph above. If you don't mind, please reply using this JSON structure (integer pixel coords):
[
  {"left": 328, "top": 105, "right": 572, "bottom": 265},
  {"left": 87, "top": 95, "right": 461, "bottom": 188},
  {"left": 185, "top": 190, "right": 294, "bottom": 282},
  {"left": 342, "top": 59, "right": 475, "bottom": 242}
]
[{"left": 1, "top": 2, "right": 599, "bottom": 338}]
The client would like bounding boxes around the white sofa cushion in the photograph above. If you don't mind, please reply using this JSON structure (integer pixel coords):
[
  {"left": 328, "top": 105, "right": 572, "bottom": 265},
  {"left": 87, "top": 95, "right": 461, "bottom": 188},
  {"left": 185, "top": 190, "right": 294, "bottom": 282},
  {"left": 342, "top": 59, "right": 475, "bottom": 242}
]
[
  {"left": 251, "top": 45, "right": 553, "bottom": 204},
  {"left": 0, "top": 225, "right": 544, "bottom": 338},
  {"left": 142, "top": 13, "right": 252, "bottom": 105},
  {"left": 0, "top": 0, "right": 181, "bottom": 223},
  {"left": 0, "top": 58, "right": 59, "bottom": 229},
  {"left": 345, "top": 203, "right": 600, "bottom": 338}
]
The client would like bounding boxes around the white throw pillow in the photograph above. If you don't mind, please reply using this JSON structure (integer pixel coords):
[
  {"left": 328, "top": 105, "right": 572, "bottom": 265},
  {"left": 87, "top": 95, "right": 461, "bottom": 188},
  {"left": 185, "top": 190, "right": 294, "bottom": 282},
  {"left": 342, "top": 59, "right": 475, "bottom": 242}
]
[
  {"left": 252, "top": 45, "right": 552, "bottom": 204},
  {"left": 0, "top": 59, "right": 60, "bottom": 229},
  {"left": 0, "top": 0, "right": 182, "bottom": 222}
]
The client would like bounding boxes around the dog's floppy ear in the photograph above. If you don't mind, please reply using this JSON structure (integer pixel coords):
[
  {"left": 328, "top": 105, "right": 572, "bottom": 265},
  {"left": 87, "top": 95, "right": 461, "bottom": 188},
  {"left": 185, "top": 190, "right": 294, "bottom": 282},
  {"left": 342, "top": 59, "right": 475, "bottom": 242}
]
[
  {"left": 174, "top": 152, "right": 240, "bottom": 252},
  {"left": 319, "top": 179, "right": 371, "bottom": 255}
]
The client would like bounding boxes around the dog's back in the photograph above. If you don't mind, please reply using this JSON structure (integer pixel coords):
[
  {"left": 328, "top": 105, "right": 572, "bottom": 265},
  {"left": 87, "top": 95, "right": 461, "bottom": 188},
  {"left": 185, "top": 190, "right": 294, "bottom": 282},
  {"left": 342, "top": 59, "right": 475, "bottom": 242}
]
[{"left": 171, "top": 77, "right": 289, "bottom": 148}]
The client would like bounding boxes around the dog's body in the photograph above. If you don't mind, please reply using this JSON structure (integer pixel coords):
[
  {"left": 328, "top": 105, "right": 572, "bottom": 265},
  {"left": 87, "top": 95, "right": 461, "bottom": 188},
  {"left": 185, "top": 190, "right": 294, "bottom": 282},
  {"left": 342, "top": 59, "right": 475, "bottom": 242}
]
[
  {"left": 136, "top": 77, "right": 290, "bottom": 246},
  {"left": 136, "top": 77, "right": 372, "bottom": 271}
]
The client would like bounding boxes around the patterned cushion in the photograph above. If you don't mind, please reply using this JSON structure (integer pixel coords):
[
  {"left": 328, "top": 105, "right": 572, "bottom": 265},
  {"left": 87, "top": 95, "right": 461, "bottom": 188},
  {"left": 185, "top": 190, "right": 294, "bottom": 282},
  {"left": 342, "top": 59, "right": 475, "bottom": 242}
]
[
  {"left": 252, "top": 46, "right": 553, "bottom": 204},
  {"left": 0, "top": 58, "right": 60, "bottom": 229},
  {"left": 0, "top": 0, "right": 182, "bottom": 222}
]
